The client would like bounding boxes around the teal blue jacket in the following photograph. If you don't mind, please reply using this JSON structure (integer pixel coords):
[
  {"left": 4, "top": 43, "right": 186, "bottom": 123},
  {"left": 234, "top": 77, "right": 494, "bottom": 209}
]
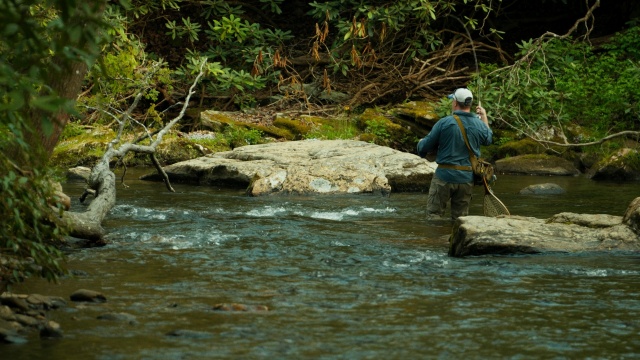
[{"left": 417, "top": 110, "right": 493, "bottom": 184}]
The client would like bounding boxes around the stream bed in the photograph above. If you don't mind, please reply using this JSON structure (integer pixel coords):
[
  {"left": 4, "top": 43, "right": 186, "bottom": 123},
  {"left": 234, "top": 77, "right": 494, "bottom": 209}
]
[{"left": 6, "top": 171, "right": 640, "bottom": 359}]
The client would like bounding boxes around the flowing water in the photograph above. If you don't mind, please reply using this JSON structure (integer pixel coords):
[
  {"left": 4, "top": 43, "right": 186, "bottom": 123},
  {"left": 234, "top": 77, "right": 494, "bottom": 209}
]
[{"left": 6, "top": 170, "right": 640, "bottom": 359}]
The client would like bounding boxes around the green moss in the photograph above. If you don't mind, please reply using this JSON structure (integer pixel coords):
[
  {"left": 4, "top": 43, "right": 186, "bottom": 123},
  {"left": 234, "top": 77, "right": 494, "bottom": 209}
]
[
  {"left": 51, "top": 126, "right": 118, "bottom": 168},
  {"left": 304, "top": 116, "right": 358, "bottom": 140},
  {"left": 251, "top": 123, "right": 294, "bottom": 140},
  {"left": 496, "top": 138, "right": 546, "bottom": 158},
  {"left": 597, "top": 148, "right": 640, "bottom": 170},
  {"left": 359, "top": 133, "right": 376, "bottom": 143},
  {"left": 393, "top": 101, "right": 438, "bottom": 119},
  {"left": 189, "top": 136, "right": 231, "bottom": 153},
  {"left": 519, "top": 153, "right": 553, "bottom": 160},
  {"left": 60, "top": 121, "right": 86, "bottom": 140},
  {"left": 272, "top": 116, "right": 310, "bottom": 139},
  {"left": 625, "top": 150, "right": 640, "bottom": 170},
  {"left": 356, "top": 108, "right": 418, "bottom": 152},
  {"left": 154, "top": 137, "right": 204, "bottom": 165},
  {"left": 200, "top": 110, "right": 238, "bottom": 125}
]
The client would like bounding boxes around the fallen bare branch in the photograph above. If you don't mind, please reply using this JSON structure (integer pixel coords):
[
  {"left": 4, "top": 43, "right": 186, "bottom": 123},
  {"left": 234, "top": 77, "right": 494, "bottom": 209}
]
[
  {"left": 64, "top": 60, "right": 208, "bottom": 242},
  {"left": 535, "top": 131, "right": 640, "bottom": 148}
]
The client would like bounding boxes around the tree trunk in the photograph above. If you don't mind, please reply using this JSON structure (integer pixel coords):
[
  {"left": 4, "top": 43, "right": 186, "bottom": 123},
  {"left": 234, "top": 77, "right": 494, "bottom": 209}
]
[
  {"left": 42, "top": 59, "right": 89, "bottom": 156},
  {"left": 21, "top": 1, "right": 105, "bottom": 165}
]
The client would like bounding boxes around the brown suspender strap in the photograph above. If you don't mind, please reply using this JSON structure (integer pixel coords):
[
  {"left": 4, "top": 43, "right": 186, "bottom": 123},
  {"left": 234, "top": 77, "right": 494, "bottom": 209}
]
[
  {"left": 453, "top": 114, "right": 474, "bottom": 157},
  {"left": 453, "top": 114, "right": 479, "bottom": 165},
  {"left": 438, "top": 163, "right": 473, "bottom": 171}
]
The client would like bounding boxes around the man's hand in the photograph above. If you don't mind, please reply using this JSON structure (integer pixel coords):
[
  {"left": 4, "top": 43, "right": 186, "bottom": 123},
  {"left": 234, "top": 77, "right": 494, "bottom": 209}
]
[{"left": 475, "top": 105, "right": 489, "bottom": 127}]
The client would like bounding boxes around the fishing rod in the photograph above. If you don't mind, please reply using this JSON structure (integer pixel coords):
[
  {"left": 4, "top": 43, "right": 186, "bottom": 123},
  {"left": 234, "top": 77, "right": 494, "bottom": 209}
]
[
  {"left": 450, "top": 15, "right": 510, "bottom": 217},
  {"left": 450, "top": 15, "right": 481, "bottom": 107}
]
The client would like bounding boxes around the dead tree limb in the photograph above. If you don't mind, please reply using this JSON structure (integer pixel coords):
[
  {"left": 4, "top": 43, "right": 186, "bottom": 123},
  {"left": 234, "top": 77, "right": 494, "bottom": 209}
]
[
  {"left": 345, "top": 37, "right": 478, "bottom": 106},
  {"left": 63, "top": 60, "right": 207, "bottom": 242},
  {"left": 151, "top": 153, "right": 175, "bottom": 192},
  {"left": 535, "top": 131, "right": 640, "bottom": 148}
]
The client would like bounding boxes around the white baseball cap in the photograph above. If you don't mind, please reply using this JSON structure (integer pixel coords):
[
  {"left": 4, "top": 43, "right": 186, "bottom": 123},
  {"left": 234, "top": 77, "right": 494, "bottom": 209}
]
[{"left": 448, "top": 88, "right": 473, "bottom": 107}]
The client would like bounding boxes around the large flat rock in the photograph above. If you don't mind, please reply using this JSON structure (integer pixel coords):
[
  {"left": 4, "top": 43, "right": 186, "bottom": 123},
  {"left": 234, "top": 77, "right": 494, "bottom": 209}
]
[
  {"left": 141, "top": 140, "right": 436, "bottom": 196},
  {"left": 449, "top": 198, "right": 640, "bottom": 256}
]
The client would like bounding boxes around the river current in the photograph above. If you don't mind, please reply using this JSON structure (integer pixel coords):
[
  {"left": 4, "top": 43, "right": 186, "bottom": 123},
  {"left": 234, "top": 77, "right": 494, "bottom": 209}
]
[{"left": 7, "top": 170, "right": 640, "bottom": 359}]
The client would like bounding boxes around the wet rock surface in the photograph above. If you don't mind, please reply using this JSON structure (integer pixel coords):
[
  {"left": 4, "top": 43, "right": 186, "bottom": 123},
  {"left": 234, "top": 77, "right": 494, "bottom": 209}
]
[
  {"left": 519, "top": 183, "right": 566, "bottom": 195},
  {"left": 449, "top": 197, "right": 640, "bottom": 257},
  {"left": 0, "top": 293, "right": 67, "bottom": 343},
  {"left": 141, "top": 139, "right": 437, "bottom": 196}
]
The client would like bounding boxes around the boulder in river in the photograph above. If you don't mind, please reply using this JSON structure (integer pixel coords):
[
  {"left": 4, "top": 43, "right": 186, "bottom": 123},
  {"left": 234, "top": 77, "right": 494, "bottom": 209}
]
[
  {"left": 495, "top": 154, "right": 580, "bottom": 176},
  {"left": 141, "top": 139, "right": 436, "bottom": 196},
  {"left": 590, "top": 148, "right": 640, "bottom": 181},
  {"left": 449, "top": 197, "right": 640, "bottom": 257},
  {"left": 519, "top": 183, "right": 566, "bottom": 195},
  {"left": 70, "top": 289, "right": 107, "bottom": 303}
]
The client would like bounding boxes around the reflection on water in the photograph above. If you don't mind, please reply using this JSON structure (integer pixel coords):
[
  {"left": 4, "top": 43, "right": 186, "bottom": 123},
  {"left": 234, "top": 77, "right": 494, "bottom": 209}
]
[{"left": 7, "top": 172, "right": 640, "bottom": 360}]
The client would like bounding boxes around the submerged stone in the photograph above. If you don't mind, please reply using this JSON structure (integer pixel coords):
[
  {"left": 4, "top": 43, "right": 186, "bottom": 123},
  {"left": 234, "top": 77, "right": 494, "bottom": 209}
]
[
  {"left": 70, "top": 289, "right": 107, "bottom": 303},
  {"left": 519, "top": 183, "right": 566, "bottom": 195}
]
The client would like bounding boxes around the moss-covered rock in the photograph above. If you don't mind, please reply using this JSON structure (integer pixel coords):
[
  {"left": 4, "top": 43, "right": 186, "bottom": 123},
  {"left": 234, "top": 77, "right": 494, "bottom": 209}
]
[
  {"left": 356, "top": 108, "right": 418, "bottom": 153},
  {"left": 391, "top": 101, "right": 439, "bottom": 138},
  {"left": 272, "top": 116, "right": 311, "bottom": 140},
  {"left": 200, "top": 110, "right": 291, "bottom": 139},
  {"left": 51, "top": 127, "right": 117, "bottom": 168},
  {"left": 591, "top": 148, "right": 640, "bottom": 181},
  {"left": 392, "top": 101, "right": 438, "bottom": 123},
  {"left": 495, "top": 154, "right": 580, "bottom": 176},
  {"left": 495, "top": 138, "right": 547, "bottom": 158},
  {"left": 153, "top": 136, "right": 206, "bottom": 165},
  {"left": 52, "top": 126, "right": 223, "bottom": 169}
]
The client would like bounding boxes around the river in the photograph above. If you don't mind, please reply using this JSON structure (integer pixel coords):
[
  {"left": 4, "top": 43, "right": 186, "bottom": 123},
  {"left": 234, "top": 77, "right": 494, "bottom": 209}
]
[{"left": 6, "top": 170, "right": 640, "bottom": 359}]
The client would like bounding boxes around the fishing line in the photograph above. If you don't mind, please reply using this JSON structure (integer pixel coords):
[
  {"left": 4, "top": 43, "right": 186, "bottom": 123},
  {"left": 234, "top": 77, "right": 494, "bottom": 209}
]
[{"left": 450, "top": 15, "right": 481, "bottom": 106}]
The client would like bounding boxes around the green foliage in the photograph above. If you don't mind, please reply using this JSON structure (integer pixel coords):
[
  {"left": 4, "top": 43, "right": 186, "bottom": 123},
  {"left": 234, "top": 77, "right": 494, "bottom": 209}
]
[
  {"left": 126, "top": 0, "right": 295, "bottom": 109},
  {"left": 364, "top": 119, "right": 391, "bottom": 140},
  {"left": 307, "top": 0, "right": 498, "bottom": 70},
  {"left": 207, "top": 14, "right": 253, "bottom": 43},
  {"left": 0, "top": 0, "right": 108, "bottom": 284},
  {"left": 221, "top": 124, "right": 264, "bottom": 148},
  {"left": 128, "top": 0, "right": 180, "bottom": 18},
  {"left": 475, "top": 27, "right": 640, "bottom": 139},
  {"left": 61, "top": 121, "right": 86, "bottom": 140},
  {"left": 166, "top": 16, "right": 202, "bottom": 43},
  {"left": 434, "top": 97, "right": 453, "bottom": 119},
  {"left": 0, "top": 157, "right": 68, "bottom": 285},
  {"left": 494, "top": 136, "right": 513, "bottom": 147},
  {"left": 106, "top": 0, "right": 504, "bottom": 110},
  {"left": 601, "top": 25, "right": 640, "bottom": 60},
  {"left": 83, "top": 7, "right": 176, "bottom": 127},
  {"left": 304, "top": 118, "right": 358, "bottom": 140}
]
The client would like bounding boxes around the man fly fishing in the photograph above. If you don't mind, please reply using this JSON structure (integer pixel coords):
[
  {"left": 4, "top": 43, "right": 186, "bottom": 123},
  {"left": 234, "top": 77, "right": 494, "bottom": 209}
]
[{"left": 416, "top": 88, "right": 492, "bottom": 220}]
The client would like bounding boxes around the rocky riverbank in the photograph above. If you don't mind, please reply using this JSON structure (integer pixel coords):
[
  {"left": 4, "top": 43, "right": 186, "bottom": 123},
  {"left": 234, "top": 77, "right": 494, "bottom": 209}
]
[
  {"left": 52, "top": 103, "right": 640, "bottom": 182},
  {"left": 0, "top": 289, "right": 105, "bottom": 344}
]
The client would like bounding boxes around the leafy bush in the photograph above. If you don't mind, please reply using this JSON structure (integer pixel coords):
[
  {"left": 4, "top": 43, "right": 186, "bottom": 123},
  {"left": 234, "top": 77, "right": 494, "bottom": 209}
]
[
  {"left": 223, "top": 124, "right": 264, "bottom": 148},
  {"left": 0, "top": 0, "right": 106, "bottom": 285},
  {"left": 364, "top": 119, "right": 391, "bottom": 140},
  {"left": 0, "top": 157, "right": 68, "bottom": 285},
  {"left": 476, "top": 26, "right": 640, "bottom": 140}
]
